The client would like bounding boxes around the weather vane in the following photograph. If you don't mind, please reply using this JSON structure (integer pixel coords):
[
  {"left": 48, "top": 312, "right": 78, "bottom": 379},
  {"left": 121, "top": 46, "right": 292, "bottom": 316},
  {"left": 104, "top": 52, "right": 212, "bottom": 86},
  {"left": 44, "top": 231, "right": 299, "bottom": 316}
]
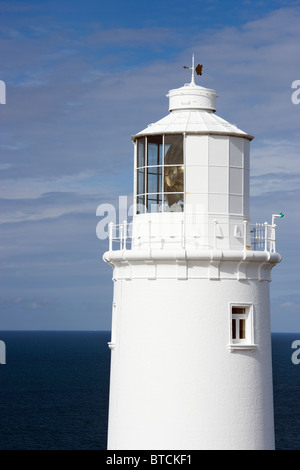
[{"left": 183, "top": 54, "right": 203, "bottom": 85}]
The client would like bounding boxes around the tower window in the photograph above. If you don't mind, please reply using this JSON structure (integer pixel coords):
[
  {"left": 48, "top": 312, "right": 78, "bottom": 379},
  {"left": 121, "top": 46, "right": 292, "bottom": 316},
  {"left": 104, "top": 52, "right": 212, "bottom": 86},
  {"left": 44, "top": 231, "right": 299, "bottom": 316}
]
[
  {"left": 231, "top": 306, "right": 247, "bottom": 342},
  {"left": 229, "top": 304, "right": 255, "bottom": 350},
  {"left": 135, "top": 135, "right": 184, "bottom": 213}
]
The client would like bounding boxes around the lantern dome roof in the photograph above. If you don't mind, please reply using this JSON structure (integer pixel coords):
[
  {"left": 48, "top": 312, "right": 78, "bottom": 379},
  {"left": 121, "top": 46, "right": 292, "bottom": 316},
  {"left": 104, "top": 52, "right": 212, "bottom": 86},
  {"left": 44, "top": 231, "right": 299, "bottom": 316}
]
[{"left": 132, "top": 57, "right": 253, "bottom": 141}]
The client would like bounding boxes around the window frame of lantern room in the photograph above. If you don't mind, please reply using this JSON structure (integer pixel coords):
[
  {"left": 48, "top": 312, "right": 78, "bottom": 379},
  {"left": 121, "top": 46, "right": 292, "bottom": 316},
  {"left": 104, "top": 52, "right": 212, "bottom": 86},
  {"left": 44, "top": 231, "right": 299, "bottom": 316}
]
[{"left": 135, "top": 134, "right": 184, "bottom": 214}]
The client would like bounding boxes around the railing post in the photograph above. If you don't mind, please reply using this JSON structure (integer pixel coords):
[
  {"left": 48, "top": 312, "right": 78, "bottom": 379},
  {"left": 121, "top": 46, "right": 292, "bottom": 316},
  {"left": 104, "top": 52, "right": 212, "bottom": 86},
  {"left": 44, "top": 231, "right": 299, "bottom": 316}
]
[
  {"left": 119, "top": 224, "right": 123, "bottom": 250},
  {"left": 108, "top": 222, "right": 113, "bottom": 251},
  {"left": 253, "top": 223, "right": 258, "bottom": 250},
  {"left": 123, "top": 220, "right": 127, "bottom": 250},
  {"left": 271, "top": 223, "right": 276, "bottom": 253},
  {"left": 243, "top": 220, "right": 247, "bottom": 250},
  {"left": 264, "top": 222, "right": 268, "bottom": 252}
]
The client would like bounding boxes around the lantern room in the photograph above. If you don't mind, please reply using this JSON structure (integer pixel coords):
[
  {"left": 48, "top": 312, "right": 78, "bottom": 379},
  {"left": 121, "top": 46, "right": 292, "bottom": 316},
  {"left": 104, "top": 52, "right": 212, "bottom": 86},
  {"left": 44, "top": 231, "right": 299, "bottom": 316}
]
[{"left": 131, "top": 64, "right": 253, "bottom": 250}]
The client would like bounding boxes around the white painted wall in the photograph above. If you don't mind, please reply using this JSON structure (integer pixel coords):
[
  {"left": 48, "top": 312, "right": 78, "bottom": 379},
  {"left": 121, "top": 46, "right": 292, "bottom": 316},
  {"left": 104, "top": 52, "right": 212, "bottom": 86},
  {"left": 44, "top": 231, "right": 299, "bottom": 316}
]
[{"left": 107, "top": 274, "right": 275, "bottom": 450}]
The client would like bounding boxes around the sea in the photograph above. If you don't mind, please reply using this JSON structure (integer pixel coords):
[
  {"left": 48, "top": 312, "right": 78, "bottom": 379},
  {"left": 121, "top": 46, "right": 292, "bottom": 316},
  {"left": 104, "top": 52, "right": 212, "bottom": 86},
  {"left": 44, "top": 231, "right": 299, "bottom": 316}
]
[{"left": 0, "top": 331, "right": 299, "bottom": 451}]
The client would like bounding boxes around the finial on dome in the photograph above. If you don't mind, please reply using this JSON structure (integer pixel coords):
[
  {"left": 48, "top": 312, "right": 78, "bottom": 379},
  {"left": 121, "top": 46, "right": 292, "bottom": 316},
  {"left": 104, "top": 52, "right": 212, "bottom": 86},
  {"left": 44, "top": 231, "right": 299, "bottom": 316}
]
[{"left": 183, "top": 54, "right": 203, "bottom": 85}]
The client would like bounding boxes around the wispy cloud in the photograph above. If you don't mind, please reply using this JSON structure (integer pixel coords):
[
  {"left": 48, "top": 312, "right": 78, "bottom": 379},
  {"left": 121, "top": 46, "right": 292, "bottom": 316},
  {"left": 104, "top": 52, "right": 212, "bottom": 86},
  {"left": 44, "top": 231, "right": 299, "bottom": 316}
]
[
  {"left": 250, "top": 139, "right": 300, "bottom": 195},
  {"left": 1, "top": 2, "right": 299, "bottom": 331}
]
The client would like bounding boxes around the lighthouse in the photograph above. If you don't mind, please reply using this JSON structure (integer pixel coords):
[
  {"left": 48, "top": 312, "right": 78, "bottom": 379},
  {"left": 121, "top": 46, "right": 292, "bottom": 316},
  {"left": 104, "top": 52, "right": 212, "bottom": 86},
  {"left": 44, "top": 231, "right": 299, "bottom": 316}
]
[{"left": 103, "top": 57, "right": 281, "bottom": 450}]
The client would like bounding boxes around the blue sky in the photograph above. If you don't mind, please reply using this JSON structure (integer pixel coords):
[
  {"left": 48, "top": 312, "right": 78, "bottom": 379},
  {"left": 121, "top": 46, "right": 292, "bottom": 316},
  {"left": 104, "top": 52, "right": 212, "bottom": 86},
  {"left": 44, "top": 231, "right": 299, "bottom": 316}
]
[{"left": 1, "top": 0, "right": 300, "bottom": 331}]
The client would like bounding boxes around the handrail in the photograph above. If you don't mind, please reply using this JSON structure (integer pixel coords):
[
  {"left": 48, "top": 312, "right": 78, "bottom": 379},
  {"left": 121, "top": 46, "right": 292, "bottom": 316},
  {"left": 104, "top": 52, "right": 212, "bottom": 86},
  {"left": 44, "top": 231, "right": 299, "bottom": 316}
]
[{"left": 107, "top": 219, "right": 278, "bottom": 253}]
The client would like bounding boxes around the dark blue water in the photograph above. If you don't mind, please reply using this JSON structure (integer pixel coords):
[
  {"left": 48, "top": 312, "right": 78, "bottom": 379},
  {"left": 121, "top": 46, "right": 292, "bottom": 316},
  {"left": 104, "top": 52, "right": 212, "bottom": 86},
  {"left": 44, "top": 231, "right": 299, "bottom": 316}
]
[
  {"left": 0, "top": 331, "right": 110, "bottom": 450},
  {"left": 0, "top": 331, "right": 299, "bottom": 450},
  {"left": 272, "top": 333, "right": 300, "bottom": 450}
]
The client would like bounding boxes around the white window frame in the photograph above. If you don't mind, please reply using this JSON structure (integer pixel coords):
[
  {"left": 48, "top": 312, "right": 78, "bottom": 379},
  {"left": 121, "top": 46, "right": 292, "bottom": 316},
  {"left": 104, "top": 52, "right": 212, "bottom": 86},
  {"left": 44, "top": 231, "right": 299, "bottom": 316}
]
[
  {"left": 135, "top": 134, "right": 184, "bottom": 214},
  {"left": 228, "top": 302, "right": 257, "bottom": 352},
  {"left": 108, "top": 302, "right": 117, "bottom": 351}
]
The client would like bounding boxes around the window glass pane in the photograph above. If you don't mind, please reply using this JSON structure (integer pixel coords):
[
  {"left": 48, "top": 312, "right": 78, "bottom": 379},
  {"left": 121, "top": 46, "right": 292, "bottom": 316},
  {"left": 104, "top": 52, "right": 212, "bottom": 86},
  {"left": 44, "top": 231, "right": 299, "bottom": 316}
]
[
  {"left": 147, "top": 166, "right": 162, "bottom": 193},
  {"left": 239, "top": 319, "right": 246, "bottom": 339},
  {"left": 137, "top": 169, "right": 145, "bottom": 195},
  {"left": 147, "top": 135, "right": 162, "bottom": 166},
  {"left": 232, "top": 307, "right": 245, "bottom": 314},
  {"left": 137, "top": 138, "right": 145, "bottom": 167},
  {"left": 164, "top": 165, "right": 184, "bottom": 193},
  {"left": 147, "top": 194, "right": 162, "bottom": 212},
  {"left": 136, "top": 196, "right": 145, "bottom": 214},
  {"left": 232, "top": 319, "right": 236, "bottom": 340},
  {"left": 164, "top": 134, "right": 183, "bottom": 165},
  {"left": 164, "top": 194, "right": 184, "bottom": 212}
]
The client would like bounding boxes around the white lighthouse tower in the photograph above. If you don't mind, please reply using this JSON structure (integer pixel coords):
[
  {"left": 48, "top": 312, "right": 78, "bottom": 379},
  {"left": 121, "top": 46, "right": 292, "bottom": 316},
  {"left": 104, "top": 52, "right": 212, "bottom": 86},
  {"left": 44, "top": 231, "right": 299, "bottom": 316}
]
[{"left": 103, "top": 57, "right": 282, "bottom": 450}]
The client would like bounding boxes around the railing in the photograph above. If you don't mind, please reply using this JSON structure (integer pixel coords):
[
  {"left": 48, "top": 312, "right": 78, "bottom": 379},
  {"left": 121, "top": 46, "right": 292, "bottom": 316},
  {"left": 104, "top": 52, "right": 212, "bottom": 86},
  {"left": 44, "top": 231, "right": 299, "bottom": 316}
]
[
  {"left": 250, "top": 222, "right": 275, "bottom": 252},
  {"left": 109, "top": 220, "right": 129, "bottom": 251},
  {"left": 108, "top": 218, "right": 278, "bottom": 253}
]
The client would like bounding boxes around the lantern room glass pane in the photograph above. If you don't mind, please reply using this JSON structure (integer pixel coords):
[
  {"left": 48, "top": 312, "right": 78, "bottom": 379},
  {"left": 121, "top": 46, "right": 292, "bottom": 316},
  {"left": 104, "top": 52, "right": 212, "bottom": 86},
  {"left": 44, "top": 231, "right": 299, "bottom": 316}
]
[
  {"left": 147, "top": 166, "right": 162, "bottom": 193},
  {"left": 164, "top": 134, "right": 183, "bottom": 165},
  {"left": 147, "top": 194, "right": 163, "bottom": 212},
  {"left": 164, "top": 165, "right": 184, "bottom": 193},
  {"left": 164, "top": 193, "right": 184, "bottom": 211},
  {"left": 137, "top": 169, "right": 145, "bottom": 195},
  {"left": 147, "top": 135, "right": 163, "bottom": 166},
  {"left": 136, "top": 196, "right": 146, "bottom": 214},
  {"left": 137, "top": 138, "right": 145, "bottom": 167}
]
